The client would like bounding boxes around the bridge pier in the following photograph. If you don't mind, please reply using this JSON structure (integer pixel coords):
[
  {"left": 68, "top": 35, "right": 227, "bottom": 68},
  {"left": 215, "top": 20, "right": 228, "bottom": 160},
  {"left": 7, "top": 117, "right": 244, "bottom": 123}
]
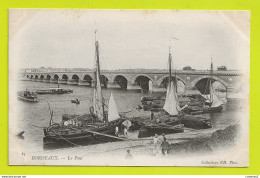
[{"left": 58, "top": 79, "right": 68, "bottom": 84}]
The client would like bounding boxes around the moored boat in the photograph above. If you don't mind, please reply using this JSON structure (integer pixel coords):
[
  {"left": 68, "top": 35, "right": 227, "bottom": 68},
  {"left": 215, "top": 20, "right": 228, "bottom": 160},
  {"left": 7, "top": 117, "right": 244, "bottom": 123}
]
[
  {"left": 183, "top": 58, "right": 224, "bottom": 115},
  {"left": 43, "top": 31, "right": 129, "bottom": 146},
  {"left": 182, "top": 115, "right": 211, "bottom": 129},
  {"left": 139, "top": 45, "right": 214, "bottom": 135},
  {"left": 138, "top": 124, "right": 184, "bottom": 138},
  {"left": 138, "top": 46, "right": 185, "bottom": 138},
  {"left": 17, "top": 90, "right": 39, "bottom": 102}
]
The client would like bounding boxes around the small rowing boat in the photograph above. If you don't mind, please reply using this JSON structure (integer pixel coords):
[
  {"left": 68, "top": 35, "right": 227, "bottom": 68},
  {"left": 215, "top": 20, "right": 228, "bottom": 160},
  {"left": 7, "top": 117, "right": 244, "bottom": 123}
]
[{"left": 71, "top": 99, "right": 80, "bottom": 104}]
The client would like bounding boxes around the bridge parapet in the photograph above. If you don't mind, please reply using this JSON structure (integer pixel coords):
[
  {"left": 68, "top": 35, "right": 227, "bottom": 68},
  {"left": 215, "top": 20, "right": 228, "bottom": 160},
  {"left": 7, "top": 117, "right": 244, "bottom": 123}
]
[{"left": 21, "top": 69, "right": 241, "bottom": 75}]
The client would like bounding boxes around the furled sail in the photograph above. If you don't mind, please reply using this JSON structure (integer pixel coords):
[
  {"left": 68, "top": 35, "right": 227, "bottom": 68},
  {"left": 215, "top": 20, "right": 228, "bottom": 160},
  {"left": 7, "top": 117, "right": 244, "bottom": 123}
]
[
  {"left": 163, "top": 82, "right": 180, "bottom": 115},
  {"left": 93, "top": 40, "right": 104, "bottom": 121},
  {"left": 108, "top": 93, "right": 120, "bottom": 121}
]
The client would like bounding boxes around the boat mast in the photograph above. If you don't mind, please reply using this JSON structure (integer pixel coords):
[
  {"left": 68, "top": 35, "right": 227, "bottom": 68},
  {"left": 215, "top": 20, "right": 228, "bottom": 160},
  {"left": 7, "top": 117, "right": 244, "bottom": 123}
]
[
  {"left": 163, "top": 45, "right": 180, "bottom": 116},
  {"left": 168, "top": 46, "right": 172, "bottom": 86},
  {"left": 94, "top": 30, "right": 105, "bottom": 121},
  {"left": 210, "top": 55, "right": 213, "bottom": 102},
  {"left": 94, "top": 30, "right": 97, "bottom": 87},
  {"left": 95, "top": 30, "right": 101, "bottom": 82}
]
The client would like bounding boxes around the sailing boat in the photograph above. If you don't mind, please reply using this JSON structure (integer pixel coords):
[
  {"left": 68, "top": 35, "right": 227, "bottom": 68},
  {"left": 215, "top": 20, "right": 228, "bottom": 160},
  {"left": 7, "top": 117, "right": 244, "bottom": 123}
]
[
  {"left": 108, "top": 93, "right": 120, "bottom": 121},
  {"left": 183, "top": 57, "right": 223, "bottom": 115},
  {"left": 138, "top": 47, "right": 184, "bottom": 138},
  {"left": 43, "top": 31, "right": 126, "bottom": 146}
]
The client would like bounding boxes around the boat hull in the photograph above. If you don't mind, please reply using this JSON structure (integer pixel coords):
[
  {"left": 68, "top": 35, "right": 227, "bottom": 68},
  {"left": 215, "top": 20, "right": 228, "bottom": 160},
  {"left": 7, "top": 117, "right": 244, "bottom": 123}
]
[
  {"left": 71, "top": 100, "right": 80, "bottom": 104},
  {"left": 184, "top": 105, "right": 223, "bottom": 115},
  {"left": 43, "top": 133, "right": 119, "bottom": 149},
  {"left": 182, "top": 115, "right": 211, "bottom": 129},
  {"left": 17, "top": 95, "right": 39, "bottom": 102},
  {"left": 36, "top": 90, "right": 73, "bottom": 94},
  {"left": 138, "top": 124, "right": 184, "bottom": 138},
  {"left": 43, "top": 119, "right": 125, "bottom": 148}
]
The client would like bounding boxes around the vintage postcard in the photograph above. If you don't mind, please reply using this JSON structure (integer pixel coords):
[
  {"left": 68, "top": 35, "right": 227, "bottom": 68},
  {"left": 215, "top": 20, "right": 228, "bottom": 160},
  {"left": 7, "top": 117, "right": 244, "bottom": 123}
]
[{"left": 9, "top": 9, "right": 250, "bottom": 166}]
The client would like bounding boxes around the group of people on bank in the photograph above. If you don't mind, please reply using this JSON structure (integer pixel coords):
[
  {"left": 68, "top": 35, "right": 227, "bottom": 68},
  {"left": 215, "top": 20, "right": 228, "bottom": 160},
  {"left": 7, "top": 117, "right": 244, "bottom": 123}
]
[
  {"left": 152, "top": 133, "right": 171, "bottom": 156},
  {"left": 115, "top": 125, "right": 128, "bottom": 138},
  {"left": 124, "top": 133, "right": 171, "bottom": 159}
]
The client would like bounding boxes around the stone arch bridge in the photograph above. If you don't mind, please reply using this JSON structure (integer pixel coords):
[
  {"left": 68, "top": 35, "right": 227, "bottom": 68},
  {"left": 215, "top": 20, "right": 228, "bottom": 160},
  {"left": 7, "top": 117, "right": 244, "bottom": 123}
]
[{"left": 21, "top": 69, "right": 242, "bottom": 93}]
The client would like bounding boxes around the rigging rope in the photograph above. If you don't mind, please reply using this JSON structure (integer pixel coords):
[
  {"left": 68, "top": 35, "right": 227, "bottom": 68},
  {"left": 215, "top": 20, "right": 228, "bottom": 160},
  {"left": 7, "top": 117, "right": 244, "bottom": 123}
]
[
  {"left": 56, "top": 134, "right": 82, "bottom": 147},
  {"left": 28, "top": 124, "right": 46, "bottom": 129}
]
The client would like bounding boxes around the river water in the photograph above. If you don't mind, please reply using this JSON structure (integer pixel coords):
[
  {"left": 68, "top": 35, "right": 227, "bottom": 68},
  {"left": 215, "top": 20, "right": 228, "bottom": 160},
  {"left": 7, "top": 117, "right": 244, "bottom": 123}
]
[{"left": 15, "top": 80, "right": 243, "bottom": 153}]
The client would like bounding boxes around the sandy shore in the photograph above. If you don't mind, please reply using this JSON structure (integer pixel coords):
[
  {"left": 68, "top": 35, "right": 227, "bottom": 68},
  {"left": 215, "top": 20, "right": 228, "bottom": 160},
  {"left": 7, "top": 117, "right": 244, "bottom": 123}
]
[
  {"left": 41, "top": 124, "right": 238, "bottom": 158},
  {"left": 10, "top": 123, "right": 241, "bottom": 166}
]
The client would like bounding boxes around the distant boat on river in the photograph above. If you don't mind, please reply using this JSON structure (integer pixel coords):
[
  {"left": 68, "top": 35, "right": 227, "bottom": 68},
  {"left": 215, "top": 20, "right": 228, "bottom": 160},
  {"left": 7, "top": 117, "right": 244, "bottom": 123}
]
[
  {"left": 17, "top": 90, "right": 39, "bottom": 102},
  {"left": 36, "top": 86, "right": 73, "bottom": 94}
]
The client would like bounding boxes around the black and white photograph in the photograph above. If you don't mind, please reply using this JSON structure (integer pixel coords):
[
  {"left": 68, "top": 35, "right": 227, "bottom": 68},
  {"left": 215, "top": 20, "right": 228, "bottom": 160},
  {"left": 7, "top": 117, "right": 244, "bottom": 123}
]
[{"left": 9, "top": 9, "right": 250, "bottom": 166}]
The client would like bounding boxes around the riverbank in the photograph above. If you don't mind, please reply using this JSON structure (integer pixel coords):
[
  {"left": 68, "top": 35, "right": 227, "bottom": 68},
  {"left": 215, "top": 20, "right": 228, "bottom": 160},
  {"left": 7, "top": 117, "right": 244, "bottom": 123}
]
[
  {"left": 10, "top": 124, "right": 241, "bottom": 166},
  {"left": 169, "top": 124, "right": 239, "bottom": 157},
  {"left": 40, "top": 124, "right": 239, "bottom": 158}
]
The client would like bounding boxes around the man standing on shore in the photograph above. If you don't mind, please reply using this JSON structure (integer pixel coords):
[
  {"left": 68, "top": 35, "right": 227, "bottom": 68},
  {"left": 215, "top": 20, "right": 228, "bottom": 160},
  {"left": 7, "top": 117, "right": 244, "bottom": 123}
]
[
  {"left": 153, "top": 134, "right": 160, "bottom": 156},
  {"left": 124, "top": 127, "right": 128, "bottom": 138},
  {"left": 151, "top": 111, "right": 154, "bottom": 120},
  {"left": 125, "top": 150, "right": 133, "bottom": 159},
  {"left": 115, "top": 126, "right": 119, "bottom": 137},
  {"left": 161, "top": 137, "right": 170, "bottom": 156}
]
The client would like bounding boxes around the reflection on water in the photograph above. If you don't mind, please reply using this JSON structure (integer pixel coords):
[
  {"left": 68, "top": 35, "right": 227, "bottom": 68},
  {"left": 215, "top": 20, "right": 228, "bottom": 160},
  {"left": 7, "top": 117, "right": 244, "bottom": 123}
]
[{"left": 15, "top": 81, "right": 243, "bottom": 152}]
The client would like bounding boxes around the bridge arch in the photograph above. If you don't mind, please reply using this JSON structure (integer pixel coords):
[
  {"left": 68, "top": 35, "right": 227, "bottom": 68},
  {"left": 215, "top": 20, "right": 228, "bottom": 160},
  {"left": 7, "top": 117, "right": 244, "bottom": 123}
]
[
  {"left": 35, "top": 75, "right": 39, "bottom": 79},
  {"left": 113, "top": 75, "right": 128, "bottom": 89},
  {"left": 100, "top": 75, "right": 109, "bottom": 88},
  {"left": 83, "top": 75, "right": 93, "bottom": 85},
  {"left": 46, "top": 74, "right": 51, "bottom": 80},
  {"left": 30, "top": 75, "right": 34, "bottom": 79},
  {"left": 191, "top": 76, "right": 228, "bottom": 94},
  {"left": 72, "top": 74, "right": 80, "bottom": 83},
  {"left": 157, "top": 75, "right": 186, "bottom": 88},
  {"left": 40, "top": 75, "right": 44, "bottom": 79},
  {"left": 62, "top": 74, "right": 69, "bottom": 81},
  {"left": 26, "top": 75, "right": 29, "bottom": 78},
  {"left": 133, "top": 75, "right": 153, "bottom": 91},
  {"left": 53, "top": 74, "right": 59, "bottom": 80}
]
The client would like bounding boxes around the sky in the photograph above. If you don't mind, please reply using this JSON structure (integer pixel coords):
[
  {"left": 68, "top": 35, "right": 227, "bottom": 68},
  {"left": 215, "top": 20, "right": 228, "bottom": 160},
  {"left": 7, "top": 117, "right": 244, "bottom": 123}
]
[{"left": 9, "top": 9, "right": 250, "bottom": 71}]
